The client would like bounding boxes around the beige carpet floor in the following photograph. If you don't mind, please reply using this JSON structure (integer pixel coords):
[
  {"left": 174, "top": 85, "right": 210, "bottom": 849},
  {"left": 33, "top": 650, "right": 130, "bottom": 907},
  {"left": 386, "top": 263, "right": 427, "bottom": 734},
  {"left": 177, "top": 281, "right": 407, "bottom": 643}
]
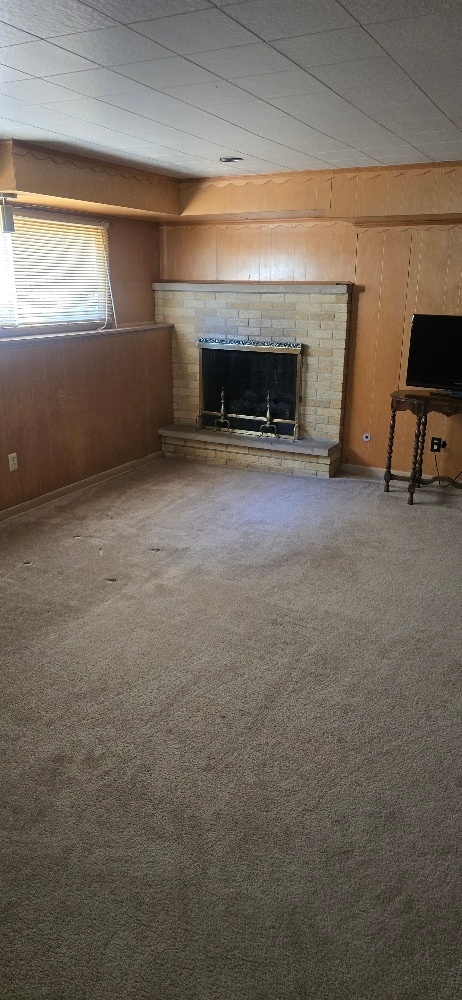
[{"left": 1, "top": 458, "right": 461, "bottom": 1000}]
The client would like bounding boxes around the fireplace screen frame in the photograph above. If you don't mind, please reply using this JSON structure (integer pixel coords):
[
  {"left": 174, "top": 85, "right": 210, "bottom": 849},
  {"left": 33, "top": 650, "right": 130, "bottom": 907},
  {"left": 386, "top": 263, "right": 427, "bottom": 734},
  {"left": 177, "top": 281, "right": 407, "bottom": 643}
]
[{"left": 197, "top": 340, "right": 303, "bottom": 439}]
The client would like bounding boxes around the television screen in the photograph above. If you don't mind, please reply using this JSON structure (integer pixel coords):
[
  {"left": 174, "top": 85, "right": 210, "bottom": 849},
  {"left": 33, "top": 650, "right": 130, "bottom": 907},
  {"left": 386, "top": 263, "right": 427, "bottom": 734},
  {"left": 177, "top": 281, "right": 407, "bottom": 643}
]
[{"left": 406, "top": 314, "right": 462, "bottom": 393}]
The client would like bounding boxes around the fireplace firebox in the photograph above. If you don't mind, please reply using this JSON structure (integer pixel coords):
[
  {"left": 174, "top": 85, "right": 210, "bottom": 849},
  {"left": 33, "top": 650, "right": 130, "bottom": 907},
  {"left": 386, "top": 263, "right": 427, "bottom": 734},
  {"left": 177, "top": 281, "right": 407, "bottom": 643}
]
[{"left": 198, "top": 338, "right": 302, "bottom": 439}]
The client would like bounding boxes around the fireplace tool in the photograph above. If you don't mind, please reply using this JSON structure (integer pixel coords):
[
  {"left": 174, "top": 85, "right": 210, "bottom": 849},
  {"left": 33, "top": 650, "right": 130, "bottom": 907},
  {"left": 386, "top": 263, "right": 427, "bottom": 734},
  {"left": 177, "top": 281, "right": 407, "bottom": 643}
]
[
  {"left": 260, "top": 392, "right": 278, "bottom": 437},
  {"left": 215, "top": 388, "right": 230, "bottom": 430}
]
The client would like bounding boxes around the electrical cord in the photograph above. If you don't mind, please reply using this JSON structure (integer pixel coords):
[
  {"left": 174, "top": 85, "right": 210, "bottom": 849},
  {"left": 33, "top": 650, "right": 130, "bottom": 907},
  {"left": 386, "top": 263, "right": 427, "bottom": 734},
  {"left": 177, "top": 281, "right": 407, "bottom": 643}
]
[{"left": 434, "top": 454, "right": 462, "bottom": 486}]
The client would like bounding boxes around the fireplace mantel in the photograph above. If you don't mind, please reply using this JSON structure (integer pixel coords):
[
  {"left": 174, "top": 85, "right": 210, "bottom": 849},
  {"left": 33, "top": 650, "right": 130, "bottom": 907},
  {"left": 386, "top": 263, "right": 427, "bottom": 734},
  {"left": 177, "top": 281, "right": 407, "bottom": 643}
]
[{"left": 153, "top": 281, "right": 351, "bottom": 478}]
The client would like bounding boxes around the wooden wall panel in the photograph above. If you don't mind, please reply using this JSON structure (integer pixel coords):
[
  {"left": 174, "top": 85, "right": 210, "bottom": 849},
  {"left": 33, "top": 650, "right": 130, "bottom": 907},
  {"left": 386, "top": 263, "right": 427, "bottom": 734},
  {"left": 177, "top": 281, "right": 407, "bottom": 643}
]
[
  {"left": 343, "top": 227, "right": 413, "bottom": 469},
  {"left": 398, "top": 226, "right": 462, "bottom": 478},
  {"left": 0, "top": 329, "right": 173, "bottom": 512},
  {"left": 161, "top": 222, "right": 357, "bottom": 283},
  {"left": 108, "top": 219, "right": 160, "bottom": 327}
]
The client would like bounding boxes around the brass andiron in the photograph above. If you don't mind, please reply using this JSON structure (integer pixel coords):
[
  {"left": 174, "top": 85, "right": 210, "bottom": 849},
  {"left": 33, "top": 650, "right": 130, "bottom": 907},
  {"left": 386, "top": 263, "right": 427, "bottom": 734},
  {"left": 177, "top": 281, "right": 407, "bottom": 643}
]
[
  {"left": 215, "top": 387, "right": 230, "bottom": 430},
  {"left": 260, "top": 392, "right": 278, "bottom": 437}
]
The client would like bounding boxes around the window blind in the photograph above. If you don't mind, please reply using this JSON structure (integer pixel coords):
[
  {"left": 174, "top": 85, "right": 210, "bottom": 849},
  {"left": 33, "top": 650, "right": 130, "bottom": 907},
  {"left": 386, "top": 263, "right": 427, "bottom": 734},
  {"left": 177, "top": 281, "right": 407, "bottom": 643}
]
[{"left": 0, "top": 215, "right": 114, "bottom": 329}]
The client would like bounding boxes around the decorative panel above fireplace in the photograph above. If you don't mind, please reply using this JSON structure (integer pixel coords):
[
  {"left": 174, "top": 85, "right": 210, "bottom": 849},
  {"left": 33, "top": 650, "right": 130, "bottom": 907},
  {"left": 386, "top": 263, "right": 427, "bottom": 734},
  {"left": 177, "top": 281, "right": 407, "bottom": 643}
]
[{"left": 198, "top": 338, "right": 302, "bottom": 439}]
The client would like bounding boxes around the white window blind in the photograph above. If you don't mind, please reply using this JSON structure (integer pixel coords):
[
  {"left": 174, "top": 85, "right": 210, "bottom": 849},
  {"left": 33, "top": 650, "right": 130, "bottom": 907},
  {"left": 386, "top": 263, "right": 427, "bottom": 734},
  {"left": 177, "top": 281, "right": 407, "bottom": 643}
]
[{"left": 0, "top": 215, "right": 114, "bottom": 330}]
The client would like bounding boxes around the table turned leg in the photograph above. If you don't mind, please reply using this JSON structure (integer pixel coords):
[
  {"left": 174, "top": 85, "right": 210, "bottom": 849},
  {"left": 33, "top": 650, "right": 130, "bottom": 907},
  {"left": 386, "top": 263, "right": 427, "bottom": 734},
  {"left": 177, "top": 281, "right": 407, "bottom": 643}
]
[
  {"left": 384, "top": 405, "right": 396, "bottom": 492},
  {"left": 416, "top": 413, "right": 428, "bottom": 487},
  {"left": 408, "top": 413, "right": 423, "bottom": 504}
]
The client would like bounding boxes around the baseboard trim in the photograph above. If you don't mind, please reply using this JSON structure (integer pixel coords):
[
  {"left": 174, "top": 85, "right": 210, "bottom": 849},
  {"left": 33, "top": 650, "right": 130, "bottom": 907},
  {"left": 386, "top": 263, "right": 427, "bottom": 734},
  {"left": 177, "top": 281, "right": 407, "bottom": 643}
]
[
  {"left": 341, "top": 464, "right": 385, "bottom": 479},
  {"left": 0, "top": 452, "right": 162, "bottom": 522}
]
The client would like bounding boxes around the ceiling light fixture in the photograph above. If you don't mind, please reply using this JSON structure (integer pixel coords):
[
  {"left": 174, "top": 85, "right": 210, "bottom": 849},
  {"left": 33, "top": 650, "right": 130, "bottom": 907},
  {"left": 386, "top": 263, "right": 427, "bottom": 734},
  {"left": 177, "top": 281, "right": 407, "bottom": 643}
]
[{"left": 219, "top": 157, "right": 243, "bottom": 163}]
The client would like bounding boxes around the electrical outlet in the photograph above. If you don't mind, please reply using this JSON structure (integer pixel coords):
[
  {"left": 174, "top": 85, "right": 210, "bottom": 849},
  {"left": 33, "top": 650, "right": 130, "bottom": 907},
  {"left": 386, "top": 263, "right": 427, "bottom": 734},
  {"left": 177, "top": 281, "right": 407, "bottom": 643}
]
[
  {"left": 8, "top": 452, "right": 18, "bottom": 472},
  {"left": 430, "top": 438, "right": 448, "bottom": 453}
]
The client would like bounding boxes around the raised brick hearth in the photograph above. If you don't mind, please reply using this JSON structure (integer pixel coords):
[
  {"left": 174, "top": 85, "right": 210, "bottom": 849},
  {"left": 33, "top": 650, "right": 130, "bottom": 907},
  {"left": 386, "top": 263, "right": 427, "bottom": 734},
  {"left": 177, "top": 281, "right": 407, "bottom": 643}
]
[{"left": 154, "top": 282, "right": 351, "bottom": 477}]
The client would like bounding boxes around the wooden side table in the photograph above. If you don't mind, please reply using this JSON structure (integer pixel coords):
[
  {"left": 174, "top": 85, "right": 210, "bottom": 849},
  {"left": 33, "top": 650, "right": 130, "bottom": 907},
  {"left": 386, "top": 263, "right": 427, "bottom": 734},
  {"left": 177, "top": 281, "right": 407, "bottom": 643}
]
[{"left": 384, "top": 390, "right": 462, "bottom": 504}]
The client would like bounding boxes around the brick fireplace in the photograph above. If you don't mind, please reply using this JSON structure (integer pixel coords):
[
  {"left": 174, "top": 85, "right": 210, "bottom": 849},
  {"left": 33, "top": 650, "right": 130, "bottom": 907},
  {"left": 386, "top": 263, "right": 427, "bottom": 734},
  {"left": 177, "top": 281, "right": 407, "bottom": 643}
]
[{"left": 154, "top": 282, "right": 351, "bottom": 477}]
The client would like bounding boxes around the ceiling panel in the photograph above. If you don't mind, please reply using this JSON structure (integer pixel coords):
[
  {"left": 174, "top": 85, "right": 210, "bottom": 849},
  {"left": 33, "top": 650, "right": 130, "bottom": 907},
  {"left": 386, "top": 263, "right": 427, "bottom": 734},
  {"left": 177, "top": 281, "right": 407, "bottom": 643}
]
[
  {"left": 340, "top": 0, "right": 462, "bottom": 24},
  {"left": 0, "top": 41, "right": 97, "bottom": 77},
  {"left": 114, "top": 56, "right": 218, "bottom": 87},
  {"left": 268, "top": 92, "right": 374, "bottom": 128},
  {"left": 0, "top": 0, "right": 116, "bottom": 38},
  {"left": 88, "top": 0, "right": 213, "bottom": 20},
  {"left": 131, "top": 9, "right": 257, "bottom": 53},
  {"left": 273, "top": 26, "right": 383, "bottom": 68},
  {"left": 41, "top": 97, "right": 169, "bottom": 135},
  {"left": 187, "top": 41, "right": 294, "bottom": 77},
  {"left": 52, "top": 27, "right": 173, "bottom": 65},
  {"left": 368, "top": 12, "right": 462, "bottom": 60},
  {"left": 223, "top": 0, "right": 356, "bottom": 40},
  {"left": 0, "top": 67, "right": 31, "bottom": 84},
  {"left": 237, "top": 70, "right": 326, "bottom": 99},
  {"left": 0, "top": 25, "right": 35, "bottom": 46},
  {"left": 48, "top": 70, "right": 156, "bottom": 99},
  {"left": 0, "top": 0, "right": 460, "bottom": 178},
  {"left": 159, "top": 79, "right": 258, "bottom": 108},
  {"left": 309, "top": 56, "right": 422, "bottom": 103},
  {"left": 0, "top": 79, "right": 85, "bottom": 104}
]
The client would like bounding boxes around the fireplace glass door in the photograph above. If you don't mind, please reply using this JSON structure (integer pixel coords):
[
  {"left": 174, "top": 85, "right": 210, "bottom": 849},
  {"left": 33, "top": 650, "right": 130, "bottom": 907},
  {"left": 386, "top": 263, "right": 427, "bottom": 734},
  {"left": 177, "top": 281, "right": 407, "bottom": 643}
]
[{"left": 199, "top": 344, "right": 301, "bottom": 437}]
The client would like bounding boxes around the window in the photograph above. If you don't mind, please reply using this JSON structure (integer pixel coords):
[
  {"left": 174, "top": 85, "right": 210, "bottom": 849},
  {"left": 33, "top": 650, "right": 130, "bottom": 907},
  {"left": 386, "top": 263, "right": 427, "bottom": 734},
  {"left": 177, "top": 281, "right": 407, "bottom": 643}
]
[{"left": 0, "top": 214, "right": 114, "bottom": 332}]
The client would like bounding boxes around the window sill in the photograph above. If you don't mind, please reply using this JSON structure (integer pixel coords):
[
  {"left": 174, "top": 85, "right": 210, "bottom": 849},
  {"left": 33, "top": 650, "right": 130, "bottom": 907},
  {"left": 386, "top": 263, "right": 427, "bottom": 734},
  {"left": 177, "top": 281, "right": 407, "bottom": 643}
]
[{"left": 0, "top": 322, "right": 173, "bottom": 347}]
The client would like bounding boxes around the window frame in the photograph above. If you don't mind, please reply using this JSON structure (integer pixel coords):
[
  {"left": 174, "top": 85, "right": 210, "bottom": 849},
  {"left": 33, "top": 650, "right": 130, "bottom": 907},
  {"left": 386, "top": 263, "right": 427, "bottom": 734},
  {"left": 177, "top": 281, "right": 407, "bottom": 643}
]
[{"left": 0, "top": 209, "right": 115, "bottom": 339}]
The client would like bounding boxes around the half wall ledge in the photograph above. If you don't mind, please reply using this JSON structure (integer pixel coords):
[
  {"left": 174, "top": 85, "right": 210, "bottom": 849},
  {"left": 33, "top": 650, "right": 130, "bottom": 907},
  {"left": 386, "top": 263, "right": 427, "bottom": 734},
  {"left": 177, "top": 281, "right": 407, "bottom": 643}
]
[{"left": 160, "top": 425, "right": 341, "bottom": 478}]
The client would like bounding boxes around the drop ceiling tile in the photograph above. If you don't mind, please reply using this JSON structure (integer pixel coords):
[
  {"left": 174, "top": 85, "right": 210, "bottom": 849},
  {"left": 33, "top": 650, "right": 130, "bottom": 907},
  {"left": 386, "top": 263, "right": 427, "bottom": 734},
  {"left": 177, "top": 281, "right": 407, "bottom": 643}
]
[
  {"left": 0, "top": 95, "right": 31, "bottom": 114},
  {"left": 270, "top": 92, "right": 372, "bottom": 127},
  {"left": 113, "top": 55, "right": 218, "bottom": 87},
  {"left": 356, "top": 94, "right": 454, "bottom": 128},
  {"left": 356, "top": 140, "right": 422, "bottom": 156},
  {"left": 0, "top": 78, "right": 83, "bottom": 103},
  {"left": 0, "top": 41, "right": 97, "bottom": 77},
  {"left": 41, "top": 69, "right": 152, "bottom": 99},
  {"left": 0, "top": 66, "right": 31, "bottom": 84},
  {"left": 368, "top": 12, "right": 462, "bottom": 58},
  {"left": 155, "top": 137, "right": 223, "bottom": 155},
  {"left": 324, "top": 123, "right": 412, "bottom": 144},
  {"left": 41, "top": 96, "right": 162, "bottom": 133},
  {"left": 216, "top": 101, "right": 290, "bottom": 127},
  {"left": 40, "top": 97, "right": 208, "bottom": 145},
  {"left": 0, "top": 0, "right": 116, "bottom": 38},
  {"left": 89, "top": 0, "right": 212, "bottom": 21},
  {"left": 159, "top": 79, "right": 256, "bottom": 108},
  {"left": 340, "top": 0, "right": 460, "bottom": 25},
  {"left": 223, "top": 0, "right": 355, "bottom": 40},
  {"left": 411, "top": 139, "right": 462, "bottom": 157},
  {"left": 131, "top": 9, "right": 256, "bottom": 53},
  {"left": 274, "top": 26, "right": 383, "bottom": 68},
  {"left": 0, "top": 24, "right": 35, "bottom": 46},
  {"left": 108, "top": 88, "right": 195, "bottom": 119},
  {"left": 238, "top": 70, "right": 326, "bottom": 99},
  {"left": 415, "top": 78, "right": 462, "bottom": 119},
  {"left": 52, "top": 27, "right": 173, "bottom": 66},
  {"left": 310, "top": 56, "right": 419, "bottom": 102},
  {"left": 375, "top": 152, "right": 432, "bottom": 164},
  {"left": 325, "top": 152, "right": 380, "bottom": 165},
  {"left": 188, "top": 42, "right": 294, "bottom": 77},
  {"left": 404, "top": 125, "right": 462, "bottom": 142}
]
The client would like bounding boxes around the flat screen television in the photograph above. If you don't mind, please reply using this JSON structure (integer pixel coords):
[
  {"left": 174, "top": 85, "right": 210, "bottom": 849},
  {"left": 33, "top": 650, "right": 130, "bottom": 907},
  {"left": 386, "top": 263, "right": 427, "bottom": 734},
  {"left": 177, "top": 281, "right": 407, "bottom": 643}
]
[{"left": 406, "top": 314, "right": 462, "bottom": 394}]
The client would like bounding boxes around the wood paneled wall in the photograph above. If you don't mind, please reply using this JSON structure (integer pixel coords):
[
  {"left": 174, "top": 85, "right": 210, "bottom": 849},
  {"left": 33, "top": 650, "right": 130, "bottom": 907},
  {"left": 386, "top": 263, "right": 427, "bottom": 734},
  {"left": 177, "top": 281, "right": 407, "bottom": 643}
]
[
  {"left": 0, "top": 327, "right": 172, "bottom": 512},
  {"left": 108, "top": 218, "right": 159, "bottom": 327},
  {"left": 160, "top": 220, "right": 462, "bottom": 477},
  {"left": 180, "top": 162, "right": 462, "bottom": 220},
  {"left": 0, "top": 215, "right": 174, "bottom": 513}
]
